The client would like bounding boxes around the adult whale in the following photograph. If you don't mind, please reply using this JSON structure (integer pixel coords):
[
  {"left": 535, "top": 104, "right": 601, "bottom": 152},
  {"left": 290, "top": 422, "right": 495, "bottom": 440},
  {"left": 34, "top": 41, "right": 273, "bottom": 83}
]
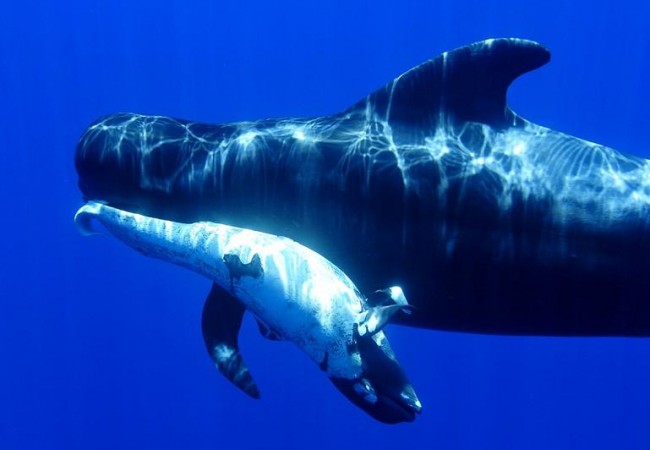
[{"left": 76, "top": 38, "right": 650, "bottom": 336}]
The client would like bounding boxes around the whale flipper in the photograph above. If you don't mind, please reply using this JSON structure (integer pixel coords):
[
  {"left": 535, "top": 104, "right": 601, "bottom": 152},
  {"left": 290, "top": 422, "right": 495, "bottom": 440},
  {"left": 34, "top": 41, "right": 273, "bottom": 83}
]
[
  {"left": 357, "top": 305, "right": 413, "bottom": 337},
  {"left": 366, "top": 286, "right": 409, "bottom": 308},
  {"left": 349, "top": 38, "right": 550, "bottom": 130},
  {"left": 201, "top": 283, "right": 260, "bottom": 399}
]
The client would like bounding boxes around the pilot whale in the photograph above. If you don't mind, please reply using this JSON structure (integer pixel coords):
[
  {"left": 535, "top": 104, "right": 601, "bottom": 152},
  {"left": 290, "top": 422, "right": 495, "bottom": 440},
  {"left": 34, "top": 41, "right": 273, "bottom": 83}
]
[
  {"left": 75, "top": 37, "right": 650, "bottom": 339},
  {"left": 75, "top": 201, "right": 421, "bottom": 423}
]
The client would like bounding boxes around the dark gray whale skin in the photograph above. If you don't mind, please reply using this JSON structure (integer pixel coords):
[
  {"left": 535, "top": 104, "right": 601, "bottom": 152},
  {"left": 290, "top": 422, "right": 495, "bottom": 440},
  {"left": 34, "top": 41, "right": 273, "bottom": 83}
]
[{"left": 75, "top": 38, "right": 650, "bottom": 337}]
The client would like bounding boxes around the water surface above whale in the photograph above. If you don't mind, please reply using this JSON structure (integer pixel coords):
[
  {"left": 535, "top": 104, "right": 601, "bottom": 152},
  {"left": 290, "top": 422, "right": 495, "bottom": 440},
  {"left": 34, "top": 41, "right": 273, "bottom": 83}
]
[{"left": 76, "top": 38, "right": 650, "bottom": 336}]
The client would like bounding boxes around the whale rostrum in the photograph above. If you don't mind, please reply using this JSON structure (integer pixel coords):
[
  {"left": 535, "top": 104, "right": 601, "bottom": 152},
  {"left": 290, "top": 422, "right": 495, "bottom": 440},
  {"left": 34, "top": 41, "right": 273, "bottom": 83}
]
[{"left": 75, "top": 202, "right": 421, "bottom": 423}]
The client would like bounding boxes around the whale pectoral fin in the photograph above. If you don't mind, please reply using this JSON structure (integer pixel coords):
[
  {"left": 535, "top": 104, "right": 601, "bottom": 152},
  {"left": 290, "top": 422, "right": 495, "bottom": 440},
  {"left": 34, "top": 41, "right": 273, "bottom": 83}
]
[
  {"left": 357, "top": 304, "right": 414, "bottom": 337},
  {"left": 366, "top": 286, "right": 409, "bottom": 308},
  {"left": 361, "top": 286, "right": 414, "bottom": 336},
  {"left": 201, "top": 283, "right": 260, "bottom": 399}
]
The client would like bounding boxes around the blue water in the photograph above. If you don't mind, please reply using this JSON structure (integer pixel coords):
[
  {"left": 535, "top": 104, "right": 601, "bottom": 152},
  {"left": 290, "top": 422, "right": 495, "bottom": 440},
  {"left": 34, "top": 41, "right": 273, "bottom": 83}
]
[{"left": 2, "top": 1, "right": 650, "bottom": 449}]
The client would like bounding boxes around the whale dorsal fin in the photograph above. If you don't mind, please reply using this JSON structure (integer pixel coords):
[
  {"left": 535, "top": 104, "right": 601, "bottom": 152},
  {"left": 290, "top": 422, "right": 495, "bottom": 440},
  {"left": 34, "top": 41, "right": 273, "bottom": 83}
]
[
  {"left": 201, "top": 283, "right": 260, "bottom": 399},
  {"left": 223, "top": 253, "right": 264, "bottom": 288},
  {"left": 346, "top": 38, "right": 550, "bottom": 130}
]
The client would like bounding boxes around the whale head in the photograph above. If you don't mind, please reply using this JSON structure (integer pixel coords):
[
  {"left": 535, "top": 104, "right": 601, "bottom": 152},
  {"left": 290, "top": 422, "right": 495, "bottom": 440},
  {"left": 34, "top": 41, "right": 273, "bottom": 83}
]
[
  {"left": 327, "top": 288, "right": 421, "bottom": 423},
  {"left": 329, "top": 329, "right": 421, "bottom": 423}
]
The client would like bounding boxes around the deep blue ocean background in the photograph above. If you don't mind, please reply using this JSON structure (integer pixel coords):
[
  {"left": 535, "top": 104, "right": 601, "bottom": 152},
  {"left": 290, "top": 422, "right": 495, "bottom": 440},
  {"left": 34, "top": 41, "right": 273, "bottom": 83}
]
[{"left": 2, "top": 1, "right": 650, "bottom": 449}]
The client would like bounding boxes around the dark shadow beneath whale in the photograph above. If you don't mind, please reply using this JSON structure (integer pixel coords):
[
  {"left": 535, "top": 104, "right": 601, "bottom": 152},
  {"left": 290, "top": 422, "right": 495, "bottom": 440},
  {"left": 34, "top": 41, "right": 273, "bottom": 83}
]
[{"left": 76, "top": 38, "right": 650, "bottom": 336}]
